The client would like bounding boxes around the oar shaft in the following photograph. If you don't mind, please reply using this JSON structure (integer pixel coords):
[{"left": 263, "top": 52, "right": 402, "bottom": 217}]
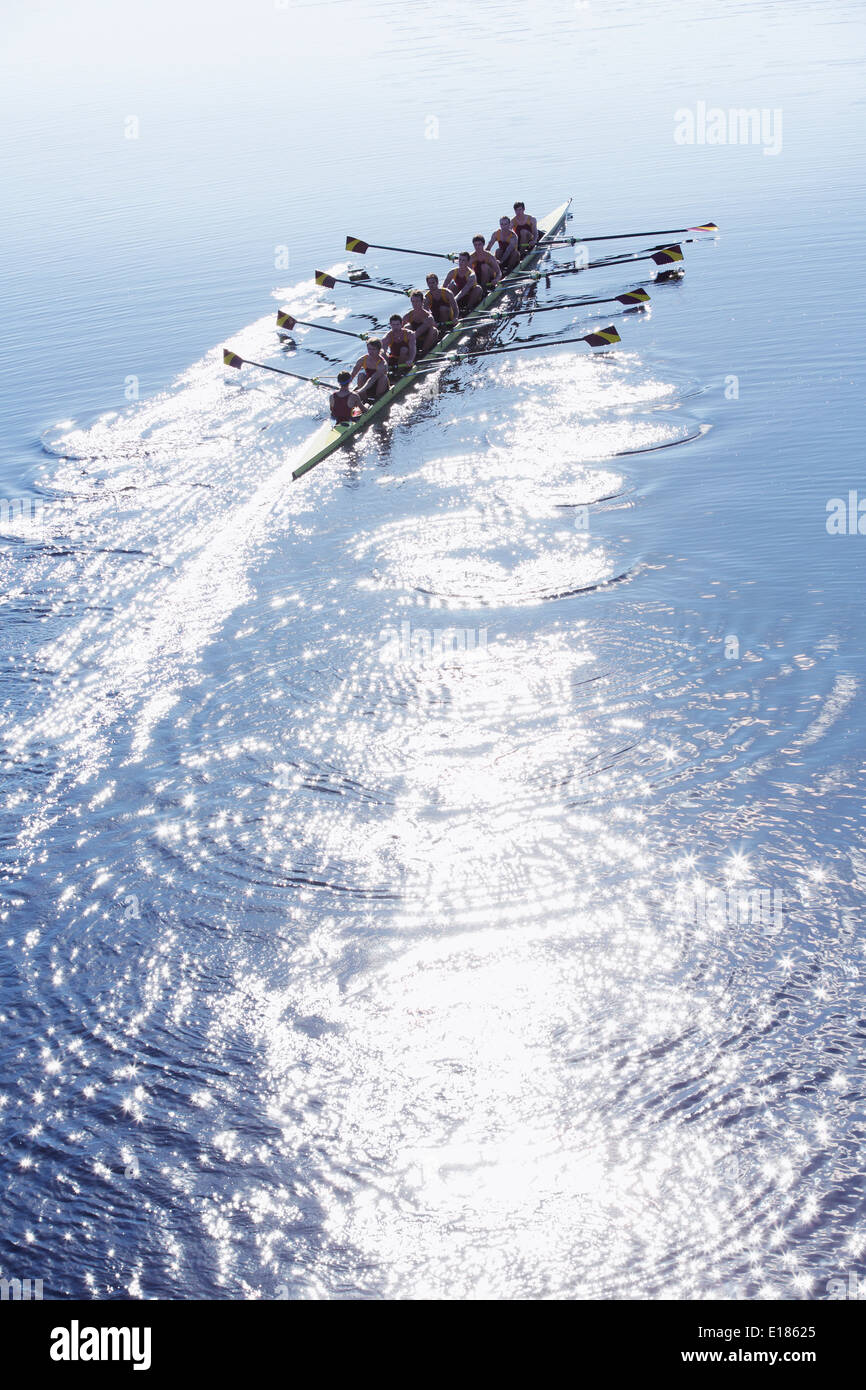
[
  {"left": 506, "top": 246, "right": 679, "bottom": 286},
  {"left": 466, "top": 290, "right": 648, "bottom": 326},
  {"left": 551, "top": 223, "right": 716, "bottom": 243},
  {"left": 356, "top": 239, "right": 454, "bottom": 262},
  {"left": 317, "top": 271, "right": 408, "bottom": 294},
  {"left": 225, "top": 352, "right": 337, "bottom": 389},
  {"left": 279, "top": 313, "right": 365, "bottom": 340},
  {"left": 400, "top": 328, "right": 617, "bottom": 379}
]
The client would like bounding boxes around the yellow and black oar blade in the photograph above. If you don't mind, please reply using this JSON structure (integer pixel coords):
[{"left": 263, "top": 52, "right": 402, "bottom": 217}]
[
  {"left": 277, "top": 310, "right": 297, "bottom": 330},
  {"left": 315, "top": 270, "right": 338, "bottom": 289},
  {"left": 651, "top": 244, "right": 684, "bottom": 266},
  {"left": 582, "top": 325, "right": 621, "bottom": 348},
  {"left": 345, "top": 236, "right": 370, "bottom": 254},
  {"left": 223, "top": 349, "right": 245, "bottom": 369},
  {"left": 690, "top": 222, "right": 719, "bottom": 232},
  {"left": 615, "top": 289, "right": 651, "bottom": 305}
]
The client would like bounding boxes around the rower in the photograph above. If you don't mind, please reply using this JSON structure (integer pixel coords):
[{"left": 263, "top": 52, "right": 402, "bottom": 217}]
[
  {"left": 470, "top": 234, "right": 502, "bottom": 290},
  {"left": 443, "top": 252, "right": 483, "bottom": 313},
  {"left": 382, "top": 314, "right": 416, "bottom": 374},
  {"left": 402, "top": 290, "right": 439, "bottom": 356},
  {"left": 424, "top": 272, "right": 459, "bottom": 330},
  {"left": 329, "top": 371, "right": 365, "bottom": 424},
  {"left": 511, "top": 201, "right": 538, "bottom": 254},
  {"left": 349, "top": 338, "right": 389, "bottom": 399},
  {"left": 487, "top": 216, "right": 521, "bottom": 274}
]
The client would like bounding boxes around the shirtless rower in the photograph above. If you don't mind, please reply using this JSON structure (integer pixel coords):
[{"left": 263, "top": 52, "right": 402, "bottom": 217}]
[
  {"left": 382, "top": 314, "right": 416, "bottom": 374},
  {"left": 487, "top": 215, "right": 520, "bottom": 274},
  {"left": 349, "top": 338, "right": 389, "bottom": 399},
  {"left": 402, "top": 290, "right": 439, "bottom": 356},
  {"left": 443, "top": 252, "right": 483, "bottom": 313},
  {"left": 424, "top": 272, "right": 459, "bottom": 330},
  {"left": 470, "top": 234, "right": 502, "bottom": 290},
  {"left": 511, "top": 201, "right": 538, "bottom": 254},
  {"left": 329, "top": 371, "right": 365, "bottom": 423}
]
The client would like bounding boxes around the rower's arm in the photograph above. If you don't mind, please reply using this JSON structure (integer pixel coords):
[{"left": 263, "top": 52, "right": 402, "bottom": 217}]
[
  {"left": 348, "top": 355, "right": 365, "bottom": 381},
  {"left": 404, "top": 327, "right": 417, "bottom": 365}
]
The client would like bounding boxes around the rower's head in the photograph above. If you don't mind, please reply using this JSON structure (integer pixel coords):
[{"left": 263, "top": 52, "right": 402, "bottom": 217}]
[
  {"left": 410, "top": 290, "right": 424, "bottom": 307},
  {"left": 499, "top": 215, "right": 512, "bottom": 231},
  {"left": 513, "top": 201, "right": 525, "bottom": 214},
  {"left": 389, "top": 314, "right": 402, "bottom": 328},
  {"left": 367, "top": 338, "right": 382, "bottom": 355},
  {"left": 337, "top": 371, "right": 351, "bottom": 387},
  {"left": 426, "top": 272, "right": 439, "bottom": 289},
  {"left": 457, "top": 251, "right": 471, "bottom": 268},
  {"left": 472, "top": 235, "right": 485, "bottom": 251}
]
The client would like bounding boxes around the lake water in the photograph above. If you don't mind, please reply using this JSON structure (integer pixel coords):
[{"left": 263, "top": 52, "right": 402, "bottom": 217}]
[{"left": 1, "top": 0, "right": 865, "bottom": 1300}]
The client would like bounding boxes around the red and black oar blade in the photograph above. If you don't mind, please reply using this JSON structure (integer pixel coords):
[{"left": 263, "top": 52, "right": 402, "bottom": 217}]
[
  {"left": 582, "top": 325, "right": 621, "bottom": 348},
  {"left": 315, "top": 270, "right": 337, "bottom": 289},
  {"left": 345, "top": 236, "right": 370, "bottom": 254},
  {"left": 616, "top": 289, "right": 651, "bottom": 305},
  {"left": 277, "top": 310, "right": 297, "bottom": 330},
  {"left": 652, "top": 244, "right": 684, "bottom": 266},
  {"left": 223, "top": 349, "right": 244, "bottom": 369}
]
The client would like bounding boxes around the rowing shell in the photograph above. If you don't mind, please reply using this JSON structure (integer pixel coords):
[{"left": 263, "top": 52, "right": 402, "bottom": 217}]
[{"left": 291, "top": 199, "right": 572, "bottom": 481}]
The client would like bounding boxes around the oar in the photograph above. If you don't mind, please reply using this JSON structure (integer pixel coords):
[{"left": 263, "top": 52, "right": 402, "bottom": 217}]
[
  {"left": 346, "top": 236, "right": 456, "bottom": 262},
  {"left": 548, "top": 221, "right": 717, "bottom": 245},
  {"left": 396, "top": 325, "right": 622, "bottom": 381},
  {"left": 222, "top": 349, "right": 338, "bottom": 389},
  {"left": 467, "top": 288, "right": 650, "bottom": 327},
  {"left": 277, "top": 310, "right": 368, "bottom": 341},
  {"left": 315, "top": 270, "right": 408, "bottom": 295},
  {"left": 507, "top": 245, "right": 684, "bottom": 286}
]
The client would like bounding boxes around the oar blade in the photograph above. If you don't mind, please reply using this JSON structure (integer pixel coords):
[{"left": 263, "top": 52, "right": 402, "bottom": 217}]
[
  {"left": 651, "top": 244, "right": 684, "bottom": 266},
  {"left": 690, "top": 222, "right": 719, "bottom": 232},
  {"left": 345, "top": 236, "right": 370, "bottom": 254},
  {"left": 582, "top": 325, "right": 621, "bottom": 348},
  {"left": 315, "top": 270, "right": 337, "bottom": 288},
  {"left": 277, "top": 311, "right": 297, "bottom": 330},
  {"left": 223, "top": 349, "right": 244, "bottom": 369},
  {"left": 616, "top": 289, "right": 650, "bottom": 305}
]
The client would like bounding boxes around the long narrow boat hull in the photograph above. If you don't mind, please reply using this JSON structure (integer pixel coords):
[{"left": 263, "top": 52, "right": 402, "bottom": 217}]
[{"left": 291, "top": 200, "right": 572, "bottom": 481}]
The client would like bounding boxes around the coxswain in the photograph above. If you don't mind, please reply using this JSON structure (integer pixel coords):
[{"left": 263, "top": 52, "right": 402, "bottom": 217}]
[
  {"left": 444, "top": 252, "right": 483, "bottom": 312},
  {"left": 424, "top": 272, "right": 459, "bottom": 329},
  {"left": 511, "top": 201, "right": 538, "bottom": 253},
  {"left": 329, "top": 371, "right": 365, "bottom": 423},
  {"left": 349, "top": 339, "right": 389, "bottom": 399},
  {"left": 487, "top": 215, "right": 520, "bottom": 274},
  {"left": 402, "top": 290, "right": 439, "bottom": 356},
  {"left": 382, "top": 314, "right": 417, "bottom": 373},
  {"left": 469, "top": 234, "right": 502, "bottom": 289}
]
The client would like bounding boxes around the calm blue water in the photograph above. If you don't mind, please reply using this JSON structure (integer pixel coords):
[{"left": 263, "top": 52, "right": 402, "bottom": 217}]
[{"left": 1, "top": 0, "right": 865, "bottom": 1300}]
